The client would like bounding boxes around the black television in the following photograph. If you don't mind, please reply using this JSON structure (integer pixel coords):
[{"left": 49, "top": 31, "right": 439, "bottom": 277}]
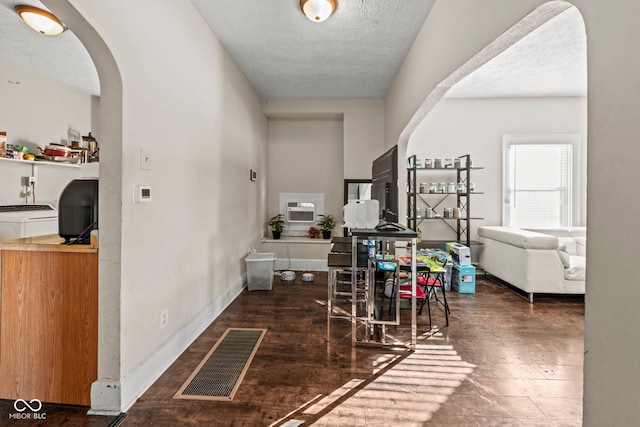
[
  {"left": 58, "top": 178, "right": 99, "bottom": 244},
  {"left": 371, "top": 145, "right": 399, "bottom": 222}
]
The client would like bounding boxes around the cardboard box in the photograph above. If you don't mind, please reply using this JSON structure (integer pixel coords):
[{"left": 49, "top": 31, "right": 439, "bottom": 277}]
[
  {"left": 452, "top": 263, "right": 475, "bottom": 293},
  {"left": 447, "top": 242, "right": 471, "bottom": 265}
]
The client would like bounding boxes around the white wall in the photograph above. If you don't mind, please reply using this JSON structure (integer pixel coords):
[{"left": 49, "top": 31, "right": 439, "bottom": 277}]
[
  {"left": 387, "top": 0, "right": 640, "bottom": 425},
  {"left": 384, "top": 0, "right": 551, "bottom": 149},
  {"left": 263, "top": 99, "right": 385, "bottom": 180},
  {"left": 59, "top": 0, "right": 268, "bottom": 412},
  {"left": 0, "top": 159, "right": 81, "bottom": 207},
  {"left": 577, "top": 2, "right": 640, "bottom": 425},
  {"left": 407, "top": 96, "right": 587, "bottom": 241},
  {"left": 0, "top": 59, "right": 93, "bottom": 206},
  {"left": 0, "top": 58, "right": 94, "bottom": 151},
  {"left": 267, "top": 119, "right": 343, "bottom": 233},
  {"left": 263, "top": 99, "right": 385, "bottom": 236}
]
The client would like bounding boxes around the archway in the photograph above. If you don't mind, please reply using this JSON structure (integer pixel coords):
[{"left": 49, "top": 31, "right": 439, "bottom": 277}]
[
  {"left": 396, "top": 1, "right": 586, "bottom": 238},
  {"left": 42, "top": 0, "right": 124, "bottom": 415}
]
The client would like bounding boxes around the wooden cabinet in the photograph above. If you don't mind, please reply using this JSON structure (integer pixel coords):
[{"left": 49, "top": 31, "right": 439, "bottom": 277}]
[{"left": 0, "top": 235, "right": 97, "bottom": 406}]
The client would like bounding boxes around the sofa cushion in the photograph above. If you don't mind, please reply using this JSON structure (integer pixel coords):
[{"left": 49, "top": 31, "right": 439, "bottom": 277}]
[
  {"left": 558, "top": 237, "right": 577, "bottom": 255},
  {"left": 575, "top": 236, "right": 587, "bottom": 257},
  {"left": 565, "top": 256, "right": 586, "bottom": 281},
  {"left": 557, "top": 250, "right": 571, "bottom": 268},
  {"left": 478, "top": 226, "right": 559, "bottom": 250}
]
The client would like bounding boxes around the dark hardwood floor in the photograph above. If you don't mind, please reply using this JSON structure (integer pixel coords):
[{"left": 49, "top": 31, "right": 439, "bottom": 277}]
[{"left": 0, "top": 272, "right": 584, "bottom": 426}]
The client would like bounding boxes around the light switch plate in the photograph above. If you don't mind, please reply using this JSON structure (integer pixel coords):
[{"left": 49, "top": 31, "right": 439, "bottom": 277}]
[{"left": 140, "top": 148, "right": 152, "bottom": 170}]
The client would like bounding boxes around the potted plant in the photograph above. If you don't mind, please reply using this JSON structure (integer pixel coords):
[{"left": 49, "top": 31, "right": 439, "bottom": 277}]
[
  {"left": 317, "top": 214, "right": 336, "bottom": 239},
  {"left": 268, "top": 214, "right": 285, "bottom": 239}
]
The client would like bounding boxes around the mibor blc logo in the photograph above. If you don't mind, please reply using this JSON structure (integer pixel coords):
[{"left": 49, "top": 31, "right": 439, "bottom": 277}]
[{"left": 9, "top": 399, "right": 47, "bottom": 420}]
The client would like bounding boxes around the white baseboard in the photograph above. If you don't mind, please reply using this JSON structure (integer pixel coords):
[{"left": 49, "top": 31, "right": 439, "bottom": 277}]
[
  {"left": 274, "top": 258, "right": 328, "bottom": 271},
  {"left": 88, "top": 380, "right": 122, "bottom": 416},
  {"left": 94, "top": 275, "right": 246, "bottom": 414}
]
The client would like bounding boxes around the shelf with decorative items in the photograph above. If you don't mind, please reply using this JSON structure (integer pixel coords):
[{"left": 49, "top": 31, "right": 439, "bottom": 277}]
[{"left": 406, "top": 154, "right": 483, "bottom": 246}]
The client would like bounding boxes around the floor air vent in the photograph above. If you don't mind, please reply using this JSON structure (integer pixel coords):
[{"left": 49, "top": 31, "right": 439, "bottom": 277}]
[{"left": 174, "top": 328, "right": 266, "bottom": 401}]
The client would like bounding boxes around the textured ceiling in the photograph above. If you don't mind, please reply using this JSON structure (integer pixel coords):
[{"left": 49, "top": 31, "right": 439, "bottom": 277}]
[
  {"left": 0, "top": 1, "right": 586, "bottom": 101},
  {"left": 0, "top": 0, "right": 99, "bottom": 95},
  {"left": 190, "top": 0, "right": 435, "bottom": 99},
  {"left": 445, "top": 6, "right": 587, "bottom": 98}
]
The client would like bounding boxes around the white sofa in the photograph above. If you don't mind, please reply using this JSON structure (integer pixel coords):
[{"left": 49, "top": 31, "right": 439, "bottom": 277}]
[{"left": 477, "top": 226, "right": 586, "bottom": 303}]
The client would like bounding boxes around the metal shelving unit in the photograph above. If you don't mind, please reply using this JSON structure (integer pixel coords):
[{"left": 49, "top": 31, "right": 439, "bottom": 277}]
[{"left": 406, "top": 154, "right": 483, "bottom": 246}]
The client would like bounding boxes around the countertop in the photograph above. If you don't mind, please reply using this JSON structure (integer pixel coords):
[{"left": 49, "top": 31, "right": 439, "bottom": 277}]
[{"left": 0, "top": 233, "right": 98, "bottom": 253}]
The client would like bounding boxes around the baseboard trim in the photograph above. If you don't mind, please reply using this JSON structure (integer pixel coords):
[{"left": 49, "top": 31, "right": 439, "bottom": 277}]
[
  {"left": 116, "top": 275, "right": 246, "bottom": 413},
  {"left": 274, "top": 258, "right": 328, "bottom": 271},
  {"left": 88, "top": 380, "right": 122, "bottom": 416}
]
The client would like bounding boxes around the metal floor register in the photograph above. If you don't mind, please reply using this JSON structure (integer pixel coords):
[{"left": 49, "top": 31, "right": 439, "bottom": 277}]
[{"left": 174, "top": 328, "right": 267, "bottom": 401}]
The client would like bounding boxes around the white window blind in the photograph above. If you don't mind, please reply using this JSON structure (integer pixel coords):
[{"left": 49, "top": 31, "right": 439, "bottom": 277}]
[{"left": 503, "top": 135, "right": 579, "bottom": 229}]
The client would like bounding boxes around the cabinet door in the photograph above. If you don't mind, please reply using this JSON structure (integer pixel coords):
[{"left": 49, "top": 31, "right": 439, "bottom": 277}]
[{"left": 0, "top": 250, "right": 98, "bottom": 406}]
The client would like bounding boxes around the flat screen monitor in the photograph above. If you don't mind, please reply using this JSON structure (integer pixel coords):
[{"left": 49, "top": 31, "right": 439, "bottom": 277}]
[
  {"left": 371, "top": 145, "right": 398, "bottom": 221},
  {"left": 58, "top": 178, "right": 98, "bottom": 244}
]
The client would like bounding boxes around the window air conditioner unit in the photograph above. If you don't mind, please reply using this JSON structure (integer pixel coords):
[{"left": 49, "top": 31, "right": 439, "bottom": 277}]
[{"left": 287, "top": 202, "right": 315, "bottom": 223}]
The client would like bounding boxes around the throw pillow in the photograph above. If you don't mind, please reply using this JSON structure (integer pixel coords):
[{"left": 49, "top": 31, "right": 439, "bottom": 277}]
[{"left": 557, "top": 237, "right": 577, "bottom": 255}]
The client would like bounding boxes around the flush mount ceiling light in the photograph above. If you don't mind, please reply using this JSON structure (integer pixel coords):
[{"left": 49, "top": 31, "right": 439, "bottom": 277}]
[
  {"left": 300, "top": 0, "right": 337, "bottom": 23},
  {"left": 15, "top": 5, "right": 67, "bottom": 35}
]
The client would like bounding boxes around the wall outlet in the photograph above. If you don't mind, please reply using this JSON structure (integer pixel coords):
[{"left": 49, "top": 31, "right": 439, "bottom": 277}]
[
  {"left": 22, "top": 176, "right": 37, "bottom": 186},
  {"left": 160, "top": 309, "right": 169, "bottom": 329}
]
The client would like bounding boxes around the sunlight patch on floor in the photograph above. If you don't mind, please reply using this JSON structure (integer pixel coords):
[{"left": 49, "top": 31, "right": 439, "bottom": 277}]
[{"left": 311, "top": 343, "right": 475, "bottom": 426}]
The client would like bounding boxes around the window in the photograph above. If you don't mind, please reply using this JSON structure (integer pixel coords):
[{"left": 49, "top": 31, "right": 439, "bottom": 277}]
[{"left": 503, "top": 134, "right": 580, "bottom": 229}]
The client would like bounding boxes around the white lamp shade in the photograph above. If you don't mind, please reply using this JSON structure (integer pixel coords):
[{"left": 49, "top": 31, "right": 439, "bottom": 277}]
[
  {"left": 15, "top": 5, "right": 66, "bottom": 36},
  {"left": 301, "top": 0, "right": 336, "bottom": 23}
]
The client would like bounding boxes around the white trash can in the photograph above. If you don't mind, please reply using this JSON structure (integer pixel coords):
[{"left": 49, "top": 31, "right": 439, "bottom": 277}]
[{"left": 246, "top": 252, "right": 277, "bottom": 291}]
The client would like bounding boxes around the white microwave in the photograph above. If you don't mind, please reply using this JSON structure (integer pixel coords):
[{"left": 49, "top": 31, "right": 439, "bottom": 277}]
[{"left": 286, "top": 202, "right": 315, "bottom": 223}]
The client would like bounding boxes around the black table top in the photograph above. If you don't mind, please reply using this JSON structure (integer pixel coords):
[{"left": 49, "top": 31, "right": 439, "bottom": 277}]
[{"left": 351, "top": 227, "right": 417, "bottom": 239}]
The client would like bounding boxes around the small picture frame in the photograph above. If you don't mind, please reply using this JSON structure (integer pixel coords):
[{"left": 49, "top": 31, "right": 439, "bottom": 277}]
[{"left": 250, "top": 169, "right": 257, "bottom": 181}]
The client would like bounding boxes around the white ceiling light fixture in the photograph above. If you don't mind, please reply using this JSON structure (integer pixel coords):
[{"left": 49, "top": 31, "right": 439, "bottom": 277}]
[
  {"left": 300, "top": 0, "right": 337, "bottom": 23},
  {"left": 15, "top": 5, "right": 67, "bottom": 36}
]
